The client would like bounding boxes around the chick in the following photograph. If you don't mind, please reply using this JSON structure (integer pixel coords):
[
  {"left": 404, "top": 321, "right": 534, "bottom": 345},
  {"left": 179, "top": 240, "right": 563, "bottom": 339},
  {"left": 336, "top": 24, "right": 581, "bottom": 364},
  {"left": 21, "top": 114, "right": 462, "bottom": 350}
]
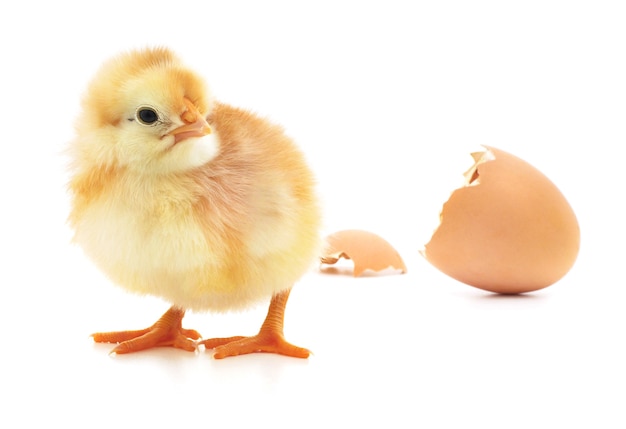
[{"left": 67, "top": 47, "right": 321, "bottom": 358}]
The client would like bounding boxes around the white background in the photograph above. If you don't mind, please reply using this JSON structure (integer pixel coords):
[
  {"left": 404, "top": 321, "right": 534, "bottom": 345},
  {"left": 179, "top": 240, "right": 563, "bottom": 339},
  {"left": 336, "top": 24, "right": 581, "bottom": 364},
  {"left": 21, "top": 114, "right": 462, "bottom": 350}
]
[{"left": 1, "top": 1, "right": 624, "bottom": 427}]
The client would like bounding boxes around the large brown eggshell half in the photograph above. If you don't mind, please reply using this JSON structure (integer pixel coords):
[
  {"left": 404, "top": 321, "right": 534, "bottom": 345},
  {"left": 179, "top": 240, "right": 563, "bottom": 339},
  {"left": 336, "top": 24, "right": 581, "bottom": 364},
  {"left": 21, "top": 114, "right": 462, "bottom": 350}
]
[
  {"left": 320, "top": 229, "right": 407, "bottom": 277},
  {"left": 422, "top": 146, "right": 580, "bottom": 294}
]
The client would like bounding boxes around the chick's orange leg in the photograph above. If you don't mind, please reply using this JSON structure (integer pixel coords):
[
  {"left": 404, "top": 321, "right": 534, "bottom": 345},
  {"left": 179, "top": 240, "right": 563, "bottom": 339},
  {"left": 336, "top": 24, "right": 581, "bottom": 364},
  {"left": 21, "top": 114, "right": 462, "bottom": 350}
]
[
  {"left": 200, "top": 289, "right": 309, "bottom": 359},
  {"left": 92, "top": 306, "right": 200, "bottom": 354}
]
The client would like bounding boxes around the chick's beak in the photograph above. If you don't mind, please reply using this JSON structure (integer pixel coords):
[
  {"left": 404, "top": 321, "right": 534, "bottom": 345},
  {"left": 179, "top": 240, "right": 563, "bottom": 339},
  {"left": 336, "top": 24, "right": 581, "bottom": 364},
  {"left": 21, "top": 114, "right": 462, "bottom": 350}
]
[{"left": 168, "top": 98, "right": 212, "bottom": 144}]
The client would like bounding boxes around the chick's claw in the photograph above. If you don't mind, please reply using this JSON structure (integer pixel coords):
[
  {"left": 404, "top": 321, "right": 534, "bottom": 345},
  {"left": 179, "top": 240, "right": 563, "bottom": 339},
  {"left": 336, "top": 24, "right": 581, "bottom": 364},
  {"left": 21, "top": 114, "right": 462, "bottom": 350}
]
[{"left": 92, "top": 307, "right": 201, "bottom": 354}]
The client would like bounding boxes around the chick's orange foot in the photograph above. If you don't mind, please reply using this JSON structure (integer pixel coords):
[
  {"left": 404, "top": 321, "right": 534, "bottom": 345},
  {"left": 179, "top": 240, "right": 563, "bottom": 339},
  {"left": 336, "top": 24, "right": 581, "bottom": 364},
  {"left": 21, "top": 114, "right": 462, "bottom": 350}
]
[
  {"left": 92, "top": 307, "right": 200, "bottom": 354},
  {"left": 200, "top": 333, "right": 310, "bottom": 359},
  {"left": 200, "top": 289, "right": 310, "bottom": 359}
]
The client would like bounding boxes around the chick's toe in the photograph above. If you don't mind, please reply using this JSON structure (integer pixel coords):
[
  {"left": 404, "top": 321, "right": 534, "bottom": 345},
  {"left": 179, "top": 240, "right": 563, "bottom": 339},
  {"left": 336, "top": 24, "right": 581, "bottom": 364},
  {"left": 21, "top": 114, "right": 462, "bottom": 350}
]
[{"left": 92, "top": 307, "right": 200, "bottom": 354}]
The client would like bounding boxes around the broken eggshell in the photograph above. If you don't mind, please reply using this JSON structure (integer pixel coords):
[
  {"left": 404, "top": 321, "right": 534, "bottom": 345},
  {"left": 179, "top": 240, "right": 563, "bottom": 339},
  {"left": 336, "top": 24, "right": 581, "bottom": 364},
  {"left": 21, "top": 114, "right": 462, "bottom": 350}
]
[
  {"left": 422, "top": 146, "right": 580, "bottom": 294},
  {"left": 320, "top": 229, "right": 407, "bottom": 276}
]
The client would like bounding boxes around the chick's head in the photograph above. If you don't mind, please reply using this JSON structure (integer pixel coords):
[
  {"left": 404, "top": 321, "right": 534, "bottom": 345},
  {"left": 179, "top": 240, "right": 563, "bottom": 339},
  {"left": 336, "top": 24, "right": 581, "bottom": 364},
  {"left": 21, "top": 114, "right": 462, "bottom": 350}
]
[{"left": 74, "top": 47, "right": 218, "bottom": 174}]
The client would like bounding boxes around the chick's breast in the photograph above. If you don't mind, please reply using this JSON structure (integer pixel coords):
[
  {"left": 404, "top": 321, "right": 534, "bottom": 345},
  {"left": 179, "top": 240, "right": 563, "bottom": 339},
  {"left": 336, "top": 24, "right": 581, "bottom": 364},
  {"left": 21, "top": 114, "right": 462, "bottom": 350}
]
[{"left": 71, "top": 103, "right": 321, "bottom": 313}]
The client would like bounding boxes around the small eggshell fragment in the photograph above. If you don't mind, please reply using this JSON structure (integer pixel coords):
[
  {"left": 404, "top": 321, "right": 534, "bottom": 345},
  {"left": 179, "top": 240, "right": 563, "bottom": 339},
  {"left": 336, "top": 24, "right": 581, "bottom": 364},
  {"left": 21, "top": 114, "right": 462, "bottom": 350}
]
[
  {"left": 422, "top": 146, "right": 580, "bottom": 294},
  {"left": 320, "top": 229, "right": 407, "bottom": 277}
]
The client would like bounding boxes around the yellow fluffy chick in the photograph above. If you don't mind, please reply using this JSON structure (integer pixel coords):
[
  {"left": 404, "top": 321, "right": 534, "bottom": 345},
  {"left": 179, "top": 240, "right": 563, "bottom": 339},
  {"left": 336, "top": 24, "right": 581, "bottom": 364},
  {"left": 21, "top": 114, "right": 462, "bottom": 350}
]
[{"left": 67, "top": 47, "right": 321, "bottom": 358}]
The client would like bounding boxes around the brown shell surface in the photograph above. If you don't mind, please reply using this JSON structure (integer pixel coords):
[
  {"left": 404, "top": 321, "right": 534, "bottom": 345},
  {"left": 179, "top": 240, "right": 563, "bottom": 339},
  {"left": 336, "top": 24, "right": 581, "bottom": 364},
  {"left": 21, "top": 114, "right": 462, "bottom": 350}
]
[
  {"left": 321, "top": 230, "right": 407, "bottom": 277},
  {"left": 423, "top": 146, "right": 580, "bottom": 294}
]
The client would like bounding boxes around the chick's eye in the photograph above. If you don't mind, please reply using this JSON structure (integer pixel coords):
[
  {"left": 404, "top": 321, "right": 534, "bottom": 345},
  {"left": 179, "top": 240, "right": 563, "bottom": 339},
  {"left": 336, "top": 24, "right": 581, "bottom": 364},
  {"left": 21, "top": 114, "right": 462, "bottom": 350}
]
[{"left": 136, "top": 108, "right": 159, "bottom": 125}]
